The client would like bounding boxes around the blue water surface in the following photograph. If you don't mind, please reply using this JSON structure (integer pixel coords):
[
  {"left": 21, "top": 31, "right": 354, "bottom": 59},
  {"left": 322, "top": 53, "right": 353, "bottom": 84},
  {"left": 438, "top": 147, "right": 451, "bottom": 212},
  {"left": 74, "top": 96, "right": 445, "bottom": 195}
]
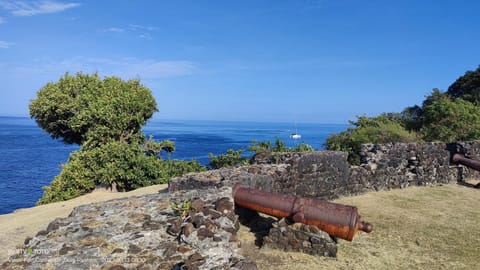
[{"left": 0, "top": 116, "right": 347, "bottom": 214}]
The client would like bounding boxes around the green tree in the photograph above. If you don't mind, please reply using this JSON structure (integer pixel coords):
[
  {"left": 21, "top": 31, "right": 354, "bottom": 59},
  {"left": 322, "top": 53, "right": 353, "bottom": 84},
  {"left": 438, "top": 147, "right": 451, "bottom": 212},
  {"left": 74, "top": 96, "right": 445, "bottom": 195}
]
[
  {"left": 325, "top": 115, "right": 420, "bottom": 164},
  {"left": 29, "top": 72, "right": 157, "bottom": 148},
  {"left": 420, "top": 97, "right": 480, "bottom": 142},
  {"left": 249, "top": 137, "right": 315, "bottom": 154},
  {"left": 208, "top": 137, "right": 315, "bottom": 169},
  {"left": 143, "top": 136, "right": 175, "bottom": 157},
  {"left": 208, "top": 149, "right": 249, "bottom": 169},
  {"left": 31, "top": 73, "right": 204, "bottom": 204},
  {"left": 446, "top": 66, "right": 480, "bottom": 105}
]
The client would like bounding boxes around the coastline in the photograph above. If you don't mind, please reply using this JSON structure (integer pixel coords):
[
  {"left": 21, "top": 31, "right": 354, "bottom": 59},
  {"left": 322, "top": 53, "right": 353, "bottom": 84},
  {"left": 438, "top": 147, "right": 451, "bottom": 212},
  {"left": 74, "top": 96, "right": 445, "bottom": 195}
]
[{"left": 0, "top": 184, "right": 168, "bottom": 263}]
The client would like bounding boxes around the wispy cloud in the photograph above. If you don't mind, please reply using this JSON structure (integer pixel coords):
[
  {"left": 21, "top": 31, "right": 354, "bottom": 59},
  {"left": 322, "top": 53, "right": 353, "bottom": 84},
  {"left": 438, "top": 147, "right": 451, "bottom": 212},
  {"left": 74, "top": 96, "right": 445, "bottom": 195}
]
[
  {"left": 0, "top": 17, "right": 5, "bottom": 24},
  {"left": 138, "top": 33, "right": 152, "bottom": 40},
  {"left": 129, "top": 24, "right": 157, "bottom": 40},
  {"left": 0, "top": 40, "right": 15, "bottom": 48},
  {"left": 102, "top": 27, "right": 125, "bottom": 33},
  {"left": 0, "top": 0, "right": 80, "bottom": 16},
  {"left": 101, "top": 23, "right": 158, "bottom": 40},
  {"left": 2, "top": 56, "right": 195, "bottom": 79},
  {"left": 129, "top": 24, "right": 158, "bottom": 32}
]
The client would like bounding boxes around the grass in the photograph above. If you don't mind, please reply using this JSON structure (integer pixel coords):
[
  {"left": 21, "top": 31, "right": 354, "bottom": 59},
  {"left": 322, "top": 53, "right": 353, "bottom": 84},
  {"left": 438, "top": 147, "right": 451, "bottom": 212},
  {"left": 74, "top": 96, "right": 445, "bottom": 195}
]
[{"left": 237, "top": 181, "right": 480, "bottom": 270}]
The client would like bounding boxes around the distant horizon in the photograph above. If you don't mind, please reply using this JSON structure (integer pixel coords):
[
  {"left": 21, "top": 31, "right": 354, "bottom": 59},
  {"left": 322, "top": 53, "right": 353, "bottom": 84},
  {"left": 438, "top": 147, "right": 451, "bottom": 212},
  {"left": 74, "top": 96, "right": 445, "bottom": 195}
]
[{"left": 0, "top": 114, "right": 351, "bottom": 126}]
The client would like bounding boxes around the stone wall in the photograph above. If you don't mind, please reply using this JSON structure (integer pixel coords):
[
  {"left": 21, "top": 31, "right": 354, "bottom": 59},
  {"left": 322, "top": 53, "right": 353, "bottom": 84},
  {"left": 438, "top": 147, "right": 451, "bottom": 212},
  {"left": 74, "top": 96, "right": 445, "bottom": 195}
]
[{"left": 170, "top": 141, "right": 480, "bottom": 201}]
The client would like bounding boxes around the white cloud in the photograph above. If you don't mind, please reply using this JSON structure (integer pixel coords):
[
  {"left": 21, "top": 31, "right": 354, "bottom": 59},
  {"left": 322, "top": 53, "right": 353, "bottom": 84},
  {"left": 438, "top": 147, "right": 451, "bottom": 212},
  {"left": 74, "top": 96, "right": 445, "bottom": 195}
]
[
  {"left": 129, "top": 24, "right": 158, "bottom": 32},
  {"left": 102, "top": 27, "right": 125, "bottom": 33},
  {"left": 0, "top": 0, "right": 80, "bottom": 16},
  {"left": 0, "top": 40, "right": 14, "bottom": 48},
  {"left": 2, "top": 56, "right": 195, "bottom": 79},
  {"left": 138, "top": 33, "right": 152, "bottom": 40},
  {"left": 0, "top": 17, "right": 5, "bottom": 24},
  {"left": 129, "top": 24, "right": 157, "bottom": 40},
  {"left": 101, "top": 24, "right": 158, "bottom": 40}
]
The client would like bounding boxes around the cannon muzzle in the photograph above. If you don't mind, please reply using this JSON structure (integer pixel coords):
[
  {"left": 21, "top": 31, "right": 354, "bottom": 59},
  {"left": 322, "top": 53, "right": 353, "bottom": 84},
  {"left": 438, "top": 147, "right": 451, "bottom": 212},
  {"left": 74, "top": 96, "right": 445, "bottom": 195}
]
[
  {"left": 232, "top": 184, "right": 372, "bottom": 241},
  {"left": 451, "top": 153, "right": 480, "bottom": 171}
]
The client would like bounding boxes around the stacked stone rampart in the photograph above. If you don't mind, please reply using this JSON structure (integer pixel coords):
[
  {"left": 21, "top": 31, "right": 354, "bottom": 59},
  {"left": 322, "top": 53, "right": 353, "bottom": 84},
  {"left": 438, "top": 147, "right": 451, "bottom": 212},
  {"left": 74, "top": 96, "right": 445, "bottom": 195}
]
[{"left": 170, "top": 142, "right": 480, "bottom": 200}]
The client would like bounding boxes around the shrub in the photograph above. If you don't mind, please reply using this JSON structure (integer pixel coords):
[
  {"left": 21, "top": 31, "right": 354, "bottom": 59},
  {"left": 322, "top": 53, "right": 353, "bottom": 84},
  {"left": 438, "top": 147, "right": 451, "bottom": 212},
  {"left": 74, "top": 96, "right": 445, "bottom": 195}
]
[
  {"left": 208, "top": 149, "right": 249, "bottom": 169},
  {"left": 325, "top": 115, "right": 421, "bottom": 165}
]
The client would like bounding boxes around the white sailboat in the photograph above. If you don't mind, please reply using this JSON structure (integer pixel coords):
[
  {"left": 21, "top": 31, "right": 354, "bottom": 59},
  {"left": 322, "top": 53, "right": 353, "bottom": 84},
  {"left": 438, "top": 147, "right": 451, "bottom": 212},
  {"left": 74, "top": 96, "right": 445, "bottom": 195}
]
[
  {"left": 290, "top": 133, "right": 301, "bottom": 139},
  {"left": 290, "top": 123, "right": 301, "bottom": 139}
]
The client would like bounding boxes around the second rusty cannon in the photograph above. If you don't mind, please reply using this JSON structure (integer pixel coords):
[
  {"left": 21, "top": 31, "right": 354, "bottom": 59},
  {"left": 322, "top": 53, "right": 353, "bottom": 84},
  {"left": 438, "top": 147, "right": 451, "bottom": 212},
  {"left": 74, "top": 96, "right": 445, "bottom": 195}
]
[
  {"left": 232, "top": 184, "right": 372, "bottom": 241},
  {"left": 450, "top": 152, "right": 480, "bottom": 188},
  {"left": 451, "top": 152, "right": 480, "bottom": 171}
]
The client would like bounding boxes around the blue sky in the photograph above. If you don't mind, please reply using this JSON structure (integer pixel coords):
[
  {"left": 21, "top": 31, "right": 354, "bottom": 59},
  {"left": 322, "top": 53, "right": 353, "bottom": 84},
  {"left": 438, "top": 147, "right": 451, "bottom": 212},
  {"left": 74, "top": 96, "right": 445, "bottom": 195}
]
[{"left": 1, "top": 0, "right": 479, "bottom": 124}]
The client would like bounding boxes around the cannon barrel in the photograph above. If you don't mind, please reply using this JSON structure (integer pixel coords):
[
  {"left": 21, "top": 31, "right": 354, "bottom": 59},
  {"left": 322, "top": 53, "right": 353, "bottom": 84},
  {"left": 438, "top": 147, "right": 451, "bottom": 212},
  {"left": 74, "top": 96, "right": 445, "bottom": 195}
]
[
  {"left": 232, "top": 184, "right": 372, "bottom": 241},
  {"left": 451, "top": 153, "right": 480, "bottom": 171}
]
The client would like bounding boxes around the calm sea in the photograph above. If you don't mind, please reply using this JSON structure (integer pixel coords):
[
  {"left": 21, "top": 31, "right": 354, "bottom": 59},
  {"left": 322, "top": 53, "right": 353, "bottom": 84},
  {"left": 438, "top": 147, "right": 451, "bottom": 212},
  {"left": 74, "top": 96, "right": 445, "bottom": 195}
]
[{"left": 0, "top": 116, "right": 347, "bottom": 215}]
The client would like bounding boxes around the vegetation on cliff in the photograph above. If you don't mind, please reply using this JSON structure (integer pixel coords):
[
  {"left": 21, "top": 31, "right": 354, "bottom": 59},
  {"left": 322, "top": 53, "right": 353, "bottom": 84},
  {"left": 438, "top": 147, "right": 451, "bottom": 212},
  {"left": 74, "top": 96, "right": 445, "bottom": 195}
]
[
  {"left": 325, "top": 66, "right": 480, "bottom": 164},
  {"left": 30, "top": 73, "right": 205, "bottom": 204},
  {"left": 208, "top": 137, "right": 314, "bottom": 169}
]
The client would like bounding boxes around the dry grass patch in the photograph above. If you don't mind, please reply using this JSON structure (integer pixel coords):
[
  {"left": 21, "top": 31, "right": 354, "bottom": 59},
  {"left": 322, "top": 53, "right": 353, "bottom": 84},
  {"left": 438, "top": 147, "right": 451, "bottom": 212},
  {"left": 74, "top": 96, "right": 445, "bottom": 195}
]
[{"left": 238, "top": 183, "right": 479, "bottom": 270}]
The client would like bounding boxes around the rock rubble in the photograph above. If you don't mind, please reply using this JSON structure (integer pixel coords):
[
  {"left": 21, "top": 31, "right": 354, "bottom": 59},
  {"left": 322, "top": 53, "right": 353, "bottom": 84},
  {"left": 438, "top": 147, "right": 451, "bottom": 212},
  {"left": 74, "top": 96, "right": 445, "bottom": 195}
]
[{"left": 2, "top": 187, "right": 257, "bottom": 270}]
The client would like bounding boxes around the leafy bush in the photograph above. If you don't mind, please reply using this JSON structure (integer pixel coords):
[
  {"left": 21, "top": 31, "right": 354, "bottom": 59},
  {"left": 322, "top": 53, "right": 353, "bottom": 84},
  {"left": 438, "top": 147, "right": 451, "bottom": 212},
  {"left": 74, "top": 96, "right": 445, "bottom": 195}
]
[
  {"left": 38, "top": 141, "right": 205, "bottom": 204},
  {"left": 208, "top": 137, "right": 315, "bottom": 169},
  {"left": 249, "top": 137, "right": 315, "bottom": 154},
  {"left": 208, "top": 149, "right": 249, "bottom": 169},
  {"left": 420, "top": 97, "right": 480, "bottom": 142},
  {"left": 325, "top": 115, "right": 421, "bottom": 165}
]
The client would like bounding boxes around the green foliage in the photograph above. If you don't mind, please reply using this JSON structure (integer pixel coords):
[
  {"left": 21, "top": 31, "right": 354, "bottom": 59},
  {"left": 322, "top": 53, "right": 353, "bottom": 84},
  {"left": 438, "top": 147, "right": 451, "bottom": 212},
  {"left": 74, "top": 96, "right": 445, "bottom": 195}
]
[
  {"left": 171, "top": 198, "right": 193, "bottom": 218},
  {"left": 446, "top": 66, "right": 480, "bottom": 105},
  {"left": 208, "top": 137, "right": 315, "bottom": 169},
  {"left": 37, "top": 142, "right": 205, "bottom": 205},
  {"left": 420, "top": 97, "right": 480, "bottom": 142},
  {"left": 401, "top": 87, "right": 480, "bottom": 142},
  {"left": 36, "top": 151, "right": 97, "bottom": 204},
  {"left": 143, "top": 136, "right": 175, "bottom": 157},
  {"left": 293, "top": 142, "right": 315, "bottom": 152},
  {"left": 248, "top": 140, "right": 272, "bottom": 154},
  {"left": 325, "top": 115, "right": 421, "bottom": 165},
  {"left": 208, "top": 149, "right": 249, "bottom": 169},
  {"left": 248, "top": 137, "right": 315, "bottom": 154},
  {"left": 29, "top": 72, "right": 157, "bottom": 147},
  {"left": 32, "top": 73, "right": 205, "bottom": 205},
  {"left": 156, "top": 159, "right": 206, "bottom": 181}
]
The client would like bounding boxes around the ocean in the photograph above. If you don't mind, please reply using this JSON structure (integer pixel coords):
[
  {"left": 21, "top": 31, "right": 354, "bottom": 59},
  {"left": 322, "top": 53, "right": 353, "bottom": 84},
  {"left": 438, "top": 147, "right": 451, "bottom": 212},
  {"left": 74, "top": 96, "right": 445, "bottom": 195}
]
[{"left": 0, "top": 116, "right": 347, "bottom": 215}]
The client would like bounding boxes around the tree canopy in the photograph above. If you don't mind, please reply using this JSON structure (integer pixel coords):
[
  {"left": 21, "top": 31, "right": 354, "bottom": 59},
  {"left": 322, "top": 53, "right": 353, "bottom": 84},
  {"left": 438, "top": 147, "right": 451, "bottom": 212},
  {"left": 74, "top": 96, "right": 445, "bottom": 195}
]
[
  {"left": 30, "top": 73, "right": 204, "bottom": 204},
  {"left": 29, "top": 73, "right": 157, "bottom": 147},
  {"left": 325, "top": 114, "right": 420, "bottom": 164},
  {"left": 446, "top": 66, "right": 480, "bottom": 105}
]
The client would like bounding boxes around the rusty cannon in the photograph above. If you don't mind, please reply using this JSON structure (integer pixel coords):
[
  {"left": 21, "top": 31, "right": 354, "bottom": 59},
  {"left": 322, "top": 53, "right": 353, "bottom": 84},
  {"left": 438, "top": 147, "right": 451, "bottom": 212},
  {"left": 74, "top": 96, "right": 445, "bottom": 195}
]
[
  {"left": 451, "top": 153, "right": 480, "bottom": 188},
  {"left": 451, "top": 153, "right": 480, "bottom": 171},
  {"left": 232, "top": 184, "right": 372, "bottom": 241}
]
